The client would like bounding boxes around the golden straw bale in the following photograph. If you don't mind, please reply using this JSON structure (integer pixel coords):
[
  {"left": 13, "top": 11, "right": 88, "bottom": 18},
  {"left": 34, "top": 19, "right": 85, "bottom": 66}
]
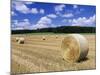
[
  {"left": 61, "top": 34, "right": 89, "bottom": 63},
  {"left": 18, "top": 37, "right": 25, "bottom": 44}
]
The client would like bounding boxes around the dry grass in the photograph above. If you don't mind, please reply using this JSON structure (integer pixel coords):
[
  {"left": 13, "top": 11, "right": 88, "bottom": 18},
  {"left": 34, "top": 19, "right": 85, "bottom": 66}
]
[{"left": 11, "top": 34, "right": 96, "bottom": 74}]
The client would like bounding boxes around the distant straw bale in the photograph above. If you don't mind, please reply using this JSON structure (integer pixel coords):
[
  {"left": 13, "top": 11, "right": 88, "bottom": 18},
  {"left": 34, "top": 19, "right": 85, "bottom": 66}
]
[
  {"left": 15, "top": 37, "right": 19, "bottom": 42},
  {"left": 18, "top": 37, "right": 25, "bottom": 44},
  {"left": 42, "top": 36, "right": 46, "bottom": 40}
]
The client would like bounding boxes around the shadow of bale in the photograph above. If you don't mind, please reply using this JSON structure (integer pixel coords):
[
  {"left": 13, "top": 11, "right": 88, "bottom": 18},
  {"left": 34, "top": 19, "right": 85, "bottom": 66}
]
[{"left": 77, "top": 57, "right": 89, "bottom": 63}]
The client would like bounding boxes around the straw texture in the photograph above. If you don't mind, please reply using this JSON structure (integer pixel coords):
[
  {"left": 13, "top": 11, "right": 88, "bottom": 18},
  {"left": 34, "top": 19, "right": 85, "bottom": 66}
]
[{"left": 61, "top": 34, "right": 89, "bottom": 63}]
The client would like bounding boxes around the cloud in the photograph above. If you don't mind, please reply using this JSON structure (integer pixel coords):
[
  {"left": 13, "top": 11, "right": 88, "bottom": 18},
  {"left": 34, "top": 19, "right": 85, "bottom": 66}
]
[
  {"left": 40, "top": 9, "right": 45, "bottom": 14},
  {"left": 74, "top": 8, "right": 84, "bottom": 15},
  {"left": 69, "top": 15, "right": 96, "bottom": 27},
  {"left": 62, "top": 13, "right": 74, "bottom": 18},
  {"left": 33, "top": 16, "right": 52, "bottom": 29},
  {"left": 11, "top": 15, "right": 53, "bottom": 30},
  {"left": 11, "top": 19, "right": 32, "bottom": 30},
  {"left": 12, "top": 20, "right": 18, "bottom": 26},
  {"left": 11, "top": 11, "right": 16, "bottom": 16},
  {"left": 31, "top": 8, "right": 45, "bottom": 14},
  {"left": 73, "top": 5, "right": 78, "bottom": 9},
  {"left": 68, "top": 19, "right": 72, "bottom": 23},
  {"left": 12, "top": 1, "right": 30, "bottom": 14},
  {"left": 62, "top": 19, "right": 68, "bottom": 23},
  {"left": 31, "top": 8, "right": 38, "bottom": 14},
  {"left": 12, "top": 1, "right": 45, "bottom": 14},
  {"left": 23, "top": 19, "right": 29, "bottom": 22},
  {"left": 55, "top": 4, "right": 65, "bottom": 12},
  {"left": 18, "top": 19, "right": 30, "bottom": 27},
  {"left": 47, "top": 14, "right": 57, "bottom": 18},
  {"left": 38, "top": 16, "right": 52, "bottom": 24},
  {"left": 54, "top": 4, "right": 74, "bottom": 18}
]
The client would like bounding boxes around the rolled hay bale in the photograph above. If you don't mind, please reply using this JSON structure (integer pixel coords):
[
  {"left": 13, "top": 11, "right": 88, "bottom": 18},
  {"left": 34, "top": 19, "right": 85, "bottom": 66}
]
[
  {"left": 55, "top": 35, "right": 58, "bottom": 39},
  {"left": 61, "top": 34, "right": 89, "bottom": 63},
  {"left": 15, "top": 37, "right": 19, "bottom": 42},
  {"left": 42, "top": 36, "right": 46, "bottom": 40},
  {"left": 18, "top": 37, "right": 25, "bottom": 44}
]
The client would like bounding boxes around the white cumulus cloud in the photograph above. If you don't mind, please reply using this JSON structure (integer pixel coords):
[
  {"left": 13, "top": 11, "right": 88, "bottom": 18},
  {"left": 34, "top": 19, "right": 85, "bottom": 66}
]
[
  {"left": 33, "top": 16, "right": 52, "bottom": 29},
  {"left": 38, "top": 16, "right": 52, "bottom": 24},
  {"left": 31, "top": 8, "right": 38, "bottom": 14},
  {"left": 40, "top": 9, "right": 45, "bottom": 14},
  {"left": 12, "top": 1, "right": 45, "bottom": 14},
  {"left": 47, "top": 14, "right": 57, "bottom": 18},
  {"left": 13, "top": 1, "right": 30, "bottom": 14},
  {"left": 69, "top": 15, "right": 96, "bottom": 27},
  {"left": 55, "top": 4, "right": 65, "bottom": 12},
  {"left": 31, "top": 8, "right": 45, "bottom": 14},
  {"left": 54, "top": 4, "right": 74, "bottom": 18},
  {"left": 62, "top": 13, "right": 74, "bottom": 18},
  {"left": 11, "top": 11, "right": 16, "bottom": 16},
  {"left": 11, "top": 19, "right": 32, "bottom": 30},
  {"left": 73, "top": 5, "right": 78, "bottom": 9},
  {"left": 23, "top": 19, "right": 29, "bottom": 22}
]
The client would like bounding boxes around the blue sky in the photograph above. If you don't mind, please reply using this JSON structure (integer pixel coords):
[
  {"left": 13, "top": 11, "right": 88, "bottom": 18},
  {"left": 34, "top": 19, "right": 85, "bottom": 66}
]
[{"left": 11, "top": 1, "right": 96, "bottom": 30}]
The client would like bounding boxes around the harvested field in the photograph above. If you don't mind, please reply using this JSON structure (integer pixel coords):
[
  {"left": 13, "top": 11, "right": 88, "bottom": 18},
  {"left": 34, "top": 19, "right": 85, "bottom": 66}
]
[{"left": 11, "top": 34, "right": 96, "bottom": 74}]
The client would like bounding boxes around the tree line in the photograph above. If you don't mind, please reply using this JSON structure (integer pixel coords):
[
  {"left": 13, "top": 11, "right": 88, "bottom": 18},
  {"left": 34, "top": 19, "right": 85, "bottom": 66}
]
[{"left": 12, "top": 26, "right": 96, "bottom": 34}]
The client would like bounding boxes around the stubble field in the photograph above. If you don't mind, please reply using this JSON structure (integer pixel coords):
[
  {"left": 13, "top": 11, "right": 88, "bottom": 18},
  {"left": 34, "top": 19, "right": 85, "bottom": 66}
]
[{"left": 11, "top": 34, "right": 96, "bottom": 74}]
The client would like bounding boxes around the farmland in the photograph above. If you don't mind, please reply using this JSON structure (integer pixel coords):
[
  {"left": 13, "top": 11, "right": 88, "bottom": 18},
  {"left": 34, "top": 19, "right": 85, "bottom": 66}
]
[{"left": 11, "top": 34, "right": 96, "bottom": 74}]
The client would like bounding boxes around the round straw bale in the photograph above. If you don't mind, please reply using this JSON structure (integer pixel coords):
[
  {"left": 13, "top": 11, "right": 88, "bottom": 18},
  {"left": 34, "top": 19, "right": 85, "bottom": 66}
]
[
  {"left": 18, "top": 37, "right": 25, "bottom": 44},
  {"left": 42, "top": 36, "right": 46, "bottom": 40},
  {"left": 15, "top": 37, "right": 19, "bottom": 42},
  {"left": 61, "top": 34, "right": 89, "bottom": 63},
  {"left": 55, "top": 35, "right": 58, "bottom": 38}
]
